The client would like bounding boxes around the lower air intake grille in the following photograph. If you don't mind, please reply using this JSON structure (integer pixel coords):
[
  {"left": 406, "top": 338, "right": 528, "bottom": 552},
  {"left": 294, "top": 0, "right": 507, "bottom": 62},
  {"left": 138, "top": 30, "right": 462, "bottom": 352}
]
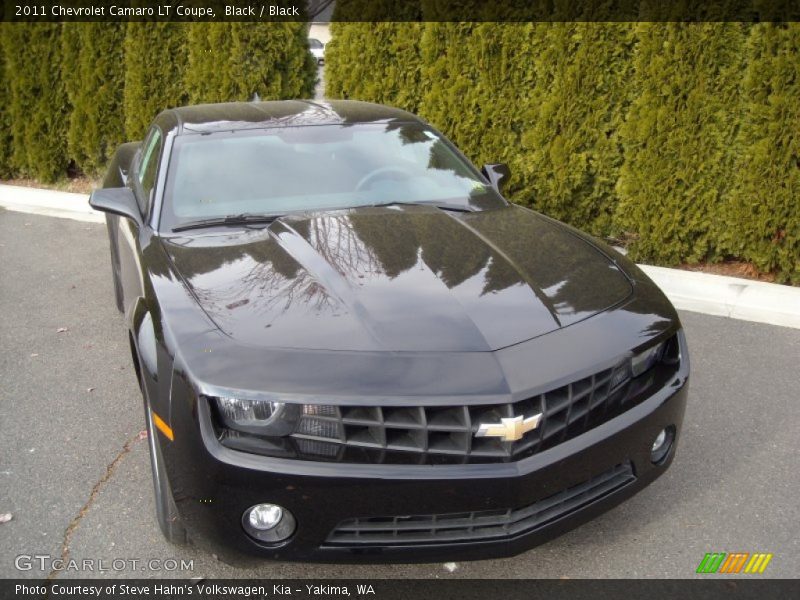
[{"left": 324, "top": 462, "right": 635, "bottom": 547}]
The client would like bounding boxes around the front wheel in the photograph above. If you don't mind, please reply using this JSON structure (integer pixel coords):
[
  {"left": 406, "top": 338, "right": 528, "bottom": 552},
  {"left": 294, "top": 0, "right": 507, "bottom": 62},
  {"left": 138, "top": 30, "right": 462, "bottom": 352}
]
[
  {"left": 106, "top": 216, "right": 123, "bottom": 313},
  {"left": 111, "top": 261, "right": 123, "bottom": 313},
  {"left": 143, "top": 393, "right": 188, "bottom": 545}
]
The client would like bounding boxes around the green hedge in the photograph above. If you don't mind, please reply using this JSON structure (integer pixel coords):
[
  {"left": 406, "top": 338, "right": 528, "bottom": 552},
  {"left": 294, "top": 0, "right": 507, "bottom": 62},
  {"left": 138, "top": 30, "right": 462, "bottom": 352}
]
[
  {"left": 185, "top": 22, "right": 315, "bottom": 104},
  {"left": 419, "top": 23, "right": 523, "bottom": 174},
  {"left": 326, "top": 22, "right": 424, "bottom": 110},
  {"left": 1, "top": 24, "right": 69, "bottom": 182},
  {"left": 516, "top": 23, "right": 636, "bottom": 237},
  {"left": 615, "top": 23, "right": 746, "bottom": 265},
  {"left": 727, "top": 24, "right": 800, "bottom": 283},
  {"left": 0, "top": 22, "right": 316, "bottom": 181},
  {"left": 326, "top": 22, "right": 800, "bottom": 283},
  {"left": 124, "top": 22, "right": 189, "bottom": 140},
  {"left": 61, "top": 23, "right": 127, "bottom": 176},
  {"left": 184, "top": 23, "right": 234, "bottom": 103},
  {"left": 0, "top": 25, "right": 12, "bottom": 179}
]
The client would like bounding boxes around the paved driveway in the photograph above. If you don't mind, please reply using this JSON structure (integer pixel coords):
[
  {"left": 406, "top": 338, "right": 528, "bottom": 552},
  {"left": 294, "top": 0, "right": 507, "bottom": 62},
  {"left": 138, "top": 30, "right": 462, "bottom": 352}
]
[{"left": 0, "top": 208, "right": 797, "bottom": 579}]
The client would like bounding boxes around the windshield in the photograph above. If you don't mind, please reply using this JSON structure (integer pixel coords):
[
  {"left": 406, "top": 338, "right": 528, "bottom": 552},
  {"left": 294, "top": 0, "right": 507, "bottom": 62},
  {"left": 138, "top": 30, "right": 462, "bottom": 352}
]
[
  {"left": 160, "top": 122, "right": 504, "bottom": 231},
  {"left": 308, "top": 39, "right": 324, "bottom": 48}
]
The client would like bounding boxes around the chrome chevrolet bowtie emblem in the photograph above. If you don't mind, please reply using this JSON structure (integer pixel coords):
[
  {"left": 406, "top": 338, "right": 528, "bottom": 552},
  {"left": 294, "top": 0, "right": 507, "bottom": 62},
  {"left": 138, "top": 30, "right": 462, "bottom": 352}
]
[{"left": 475, "top": 414, "right": 542, "bottom": 442}]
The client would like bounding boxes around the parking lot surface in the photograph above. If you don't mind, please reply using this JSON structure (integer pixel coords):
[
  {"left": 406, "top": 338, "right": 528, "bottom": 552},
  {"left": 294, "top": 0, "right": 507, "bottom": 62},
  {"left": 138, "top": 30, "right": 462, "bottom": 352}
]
[{"left": 0, "top": 208, "right": 798, "bottom": 578}]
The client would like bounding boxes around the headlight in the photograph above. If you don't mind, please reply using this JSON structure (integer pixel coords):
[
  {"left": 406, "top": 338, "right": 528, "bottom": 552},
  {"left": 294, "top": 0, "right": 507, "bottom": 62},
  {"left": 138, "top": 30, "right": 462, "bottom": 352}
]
[
  {"left": 214, "top": 397, "right": 343, "bottom": 439},
  {"left": 215, "top": 397, "right": 300, "bottom": 436},
  {"left": 631, "top": 341, "right": 665, "bottom": 377}
]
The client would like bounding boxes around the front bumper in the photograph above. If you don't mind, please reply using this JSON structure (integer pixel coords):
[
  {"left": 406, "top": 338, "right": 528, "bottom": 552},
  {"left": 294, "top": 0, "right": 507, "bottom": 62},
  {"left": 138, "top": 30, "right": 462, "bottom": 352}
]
[{"left": 160, "top": 361, "right": 688, "bottom": 563}]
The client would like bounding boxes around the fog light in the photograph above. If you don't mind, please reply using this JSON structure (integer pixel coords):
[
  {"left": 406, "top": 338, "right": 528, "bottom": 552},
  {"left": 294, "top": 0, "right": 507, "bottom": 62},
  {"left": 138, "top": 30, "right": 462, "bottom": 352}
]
[
  {"left": 651, "top": 426, "right": 675, "bottom": 464},
  {"left": 242, "top": 503, "right": 296, "bottom": 543},
  {"left": 652, "top": 430, "right": 667, "bottom": 453},
  {"left": 248, "top": 504, "right": 283, "bottom": 530}
]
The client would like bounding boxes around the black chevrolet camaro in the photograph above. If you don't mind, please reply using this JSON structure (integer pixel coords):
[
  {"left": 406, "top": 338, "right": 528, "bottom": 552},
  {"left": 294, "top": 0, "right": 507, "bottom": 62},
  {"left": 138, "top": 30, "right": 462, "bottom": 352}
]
[{"left": 90, "top": 100, "right": 689, "bottom": 562}]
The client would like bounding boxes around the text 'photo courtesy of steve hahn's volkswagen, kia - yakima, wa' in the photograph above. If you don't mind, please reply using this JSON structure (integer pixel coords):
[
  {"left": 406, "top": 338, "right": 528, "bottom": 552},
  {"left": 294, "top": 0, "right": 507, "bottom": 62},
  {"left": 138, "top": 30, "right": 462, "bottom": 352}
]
[{"left": 89, "top": 99, "right": 689, "bottom": 563}]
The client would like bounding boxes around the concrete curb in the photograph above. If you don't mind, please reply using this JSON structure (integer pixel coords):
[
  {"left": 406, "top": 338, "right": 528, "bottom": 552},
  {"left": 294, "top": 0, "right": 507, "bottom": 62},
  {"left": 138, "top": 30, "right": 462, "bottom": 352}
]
[
  {"left": 638, "top": 265, "right": 800, "bottom": 330},
  {"left": 2, "top": 183, "right": 798, "bottom": 329},
  {"left": 0, "top": 183, "right": 103, "bottom": 223}
]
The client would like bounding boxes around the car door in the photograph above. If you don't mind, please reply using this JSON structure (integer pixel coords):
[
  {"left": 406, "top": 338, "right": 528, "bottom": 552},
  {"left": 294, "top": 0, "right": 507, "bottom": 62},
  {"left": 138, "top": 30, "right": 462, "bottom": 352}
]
[{"left": 117, "top": 126, "right": 162, "bottom": 317}]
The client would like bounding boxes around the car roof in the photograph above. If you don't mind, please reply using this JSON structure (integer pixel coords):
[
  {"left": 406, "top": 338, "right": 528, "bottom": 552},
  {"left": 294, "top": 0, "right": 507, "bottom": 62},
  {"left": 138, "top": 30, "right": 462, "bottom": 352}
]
[{"left": 153, "top": 100, "right": 422, "bottom": 136}]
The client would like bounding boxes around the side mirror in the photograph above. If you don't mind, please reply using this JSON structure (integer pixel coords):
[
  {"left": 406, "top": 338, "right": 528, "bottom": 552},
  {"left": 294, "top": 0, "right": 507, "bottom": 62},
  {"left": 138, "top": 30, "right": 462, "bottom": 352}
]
[
  {"left": 481, "top": 163, "right": 511, "bottom": 193},
  {"left": 89, "top": 187, "right": 142, "bottom": 226}
]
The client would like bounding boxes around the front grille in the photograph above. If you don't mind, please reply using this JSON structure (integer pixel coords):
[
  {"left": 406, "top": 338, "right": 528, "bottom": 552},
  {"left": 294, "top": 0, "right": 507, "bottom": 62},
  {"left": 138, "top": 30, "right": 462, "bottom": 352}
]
[
  {"left": 217, "top": 334, "right": 680, "bottom": 464},
  {"left": 289, "top": 361, "right": 633, "bottom": 463},
  {"left": 324, "top": 462, "right": 636, "bottom": 547}
]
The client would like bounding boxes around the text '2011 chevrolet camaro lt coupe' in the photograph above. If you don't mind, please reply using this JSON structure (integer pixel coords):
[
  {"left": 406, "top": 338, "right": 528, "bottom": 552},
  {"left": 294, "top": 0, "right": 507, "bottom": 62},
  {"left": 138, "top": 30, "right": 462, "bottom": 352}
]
[{"left": 90, "top": 100, "right": 689, "bottom": 563}]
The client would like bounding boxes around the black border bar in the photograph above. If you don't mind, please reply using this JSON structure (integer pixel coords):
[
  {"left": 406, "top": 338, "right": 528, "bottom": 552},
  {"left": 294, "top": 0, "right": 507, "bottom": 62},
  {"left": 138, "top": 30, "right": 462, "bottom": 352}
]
[
  {"left": 1, "top": 579, "right": 800, "bottom": 600},
  {"left": 3, "top": 0, "right": 800, "bottom": 22}
]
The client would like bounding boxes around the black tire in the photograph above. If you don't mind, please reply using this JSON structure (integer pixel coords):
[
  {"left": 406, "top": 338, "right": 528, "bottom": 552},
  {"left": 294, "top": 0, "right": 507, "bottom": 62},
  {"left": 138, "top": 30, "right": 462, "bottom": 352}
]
[
  {"left": 106, "top": 217, "right": 124, "bottom": 313},
  {"left": 142, "top": 383, "right": 188, "bottom": 545},
  {"left": 111, "top": 261, "right": 123, "bottom": 313}
]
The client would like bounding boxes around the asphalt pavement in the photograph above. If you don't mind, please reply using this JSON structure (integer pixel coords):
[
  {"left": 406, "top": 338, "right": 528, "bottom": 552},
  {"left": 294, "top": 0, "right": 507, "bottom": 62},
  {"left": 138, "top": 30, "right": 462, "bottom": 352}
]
[{"left": 0, "top": 208, "right": 798, "bottom": 579}]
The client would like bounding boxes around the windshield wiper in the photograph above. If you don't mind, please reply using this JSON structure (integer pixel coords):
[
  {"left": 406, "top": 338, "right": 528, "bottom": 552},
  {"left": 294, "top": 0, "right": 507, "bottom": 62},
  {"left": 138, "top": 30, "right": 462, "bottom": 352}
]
[
  {"left": 369, "top": 201, "right": 476, "bottom": 213},
  {"left": 171, "top": 202, "right": 474, "bottom": 232},
  {"left": 172, "top": 213, "right": 283, "bottom": 233}
]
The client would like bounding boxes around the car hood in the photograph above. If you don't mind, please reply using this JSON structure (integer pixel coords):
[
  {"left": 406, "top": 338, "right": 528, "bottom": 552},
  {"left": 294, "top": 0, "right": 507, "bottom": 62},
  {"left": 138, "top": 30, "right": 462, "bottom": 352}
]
[{"left": 162, "top": 205, "right": 632, "bottom": 352}]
